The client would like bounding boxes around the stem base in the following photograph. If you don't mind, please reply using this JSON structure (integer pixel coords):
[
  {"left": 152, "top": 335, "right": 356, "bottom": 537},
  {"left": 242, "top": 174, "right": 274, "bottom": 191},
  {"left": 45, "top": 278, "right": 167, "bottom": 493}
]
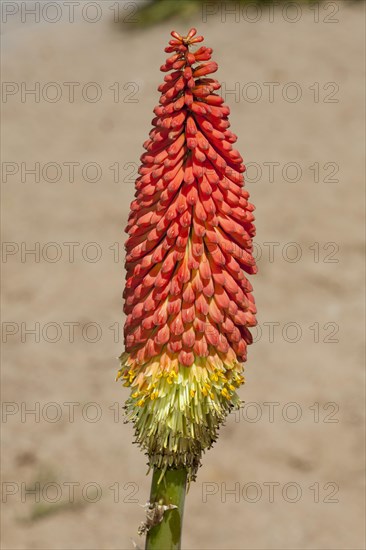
[{"left": 145, "top": 467, "right": 188, "bottom": 550}]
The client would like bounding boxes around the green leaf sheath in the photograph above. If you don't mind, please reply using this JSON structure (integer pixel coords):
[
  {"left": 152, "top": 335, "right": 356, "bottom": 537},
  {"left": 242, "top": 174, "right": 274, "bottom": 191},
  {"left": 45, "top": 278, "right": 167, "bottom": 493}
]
[{"left": 145, "top": 468, "right": 188, "bottom": 550}]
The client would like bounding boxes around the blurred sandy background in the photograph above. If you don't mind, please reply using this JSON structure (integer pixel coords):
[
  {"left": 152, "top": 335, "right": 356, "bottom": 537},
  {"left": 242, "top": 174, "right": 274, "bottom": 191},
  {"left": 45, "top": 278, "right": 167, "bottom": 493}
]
[{"left": 1, "top": 1, "right": 365, "bottom": 549}]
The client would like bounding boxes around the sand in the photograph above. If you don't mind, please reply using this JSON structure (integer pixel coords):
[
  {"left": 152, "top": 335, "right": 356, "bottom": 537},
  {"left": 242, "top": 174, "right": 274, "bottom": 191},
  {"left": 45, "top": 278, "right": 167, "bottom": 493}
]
[{"left": 1, "top": 1, "right": 365, "bottom": 548}]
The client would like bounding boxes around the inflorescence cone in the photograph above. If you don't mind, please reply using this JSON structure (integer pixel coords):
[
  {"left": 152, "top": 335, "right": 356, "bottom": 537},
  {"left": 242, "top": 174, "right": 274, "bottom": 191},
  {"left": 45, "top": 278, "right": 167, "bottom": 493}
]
[{"left": 117, "top": 28, "right": 257, "bottom": 480}]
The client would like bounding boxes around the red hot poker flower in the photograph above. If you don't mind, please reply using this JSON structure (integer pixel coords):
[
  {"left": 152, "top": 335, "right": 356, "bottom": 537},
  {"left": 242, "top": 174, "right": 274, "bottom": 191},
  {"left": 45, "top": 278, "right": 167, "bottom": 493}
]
[{"left": 118, "top": 28, "right": 257, "bottom": 479}]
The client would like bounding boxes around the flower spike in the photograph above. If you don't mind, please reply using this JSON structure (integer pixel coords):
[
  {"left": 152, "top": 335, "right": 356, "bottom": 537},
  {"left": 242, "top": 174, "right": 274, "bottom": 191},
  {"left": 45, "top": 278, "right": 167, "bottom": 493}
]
[{"left": 118, "top": 29, "right": 257, "bottom": 481}]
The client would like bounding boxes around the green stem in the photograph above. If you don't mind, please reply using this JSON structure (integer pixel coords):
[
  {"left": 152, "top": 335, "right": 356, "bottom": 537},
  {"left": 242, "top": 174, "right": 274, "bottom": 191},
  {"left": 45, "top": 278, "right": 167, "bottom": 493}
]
[{"left": 145, "top": 467, "right": 188, "bottom": 550}]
